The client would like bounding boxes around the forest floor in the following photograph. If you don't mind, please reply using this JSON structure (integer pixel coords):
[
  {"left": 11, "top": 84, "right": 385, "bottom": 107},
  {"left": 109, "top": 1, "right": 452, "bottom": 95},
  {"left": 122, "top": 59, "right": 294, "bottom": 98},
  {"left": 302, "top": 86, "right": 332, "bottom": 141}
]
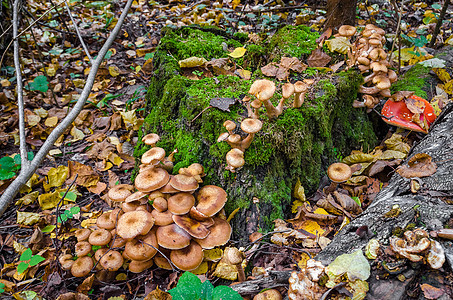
[{"left": 1, "top": 0, "right": 453, "bottom": 299}]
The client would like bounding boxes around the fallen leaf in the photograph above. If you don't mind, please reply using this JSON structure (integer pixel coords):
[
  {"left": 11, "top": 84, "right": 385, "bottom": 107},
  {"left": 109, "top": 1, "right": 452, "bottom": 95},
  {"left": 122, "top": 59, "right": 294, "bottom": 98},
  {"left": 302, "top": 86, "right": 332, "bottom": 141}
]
[
  {"left": 17, "top": 211, "right": 41, "bottom": 225},
  {"left": 261, "top": 63, "right": 279, "bottom": 77},
  {"left": 325, "top": 37, "right": 351, "bottom": 54},
  {"left": 384, "top": 133, "right": 411, "bottom": 154},
  {"left": 420, "top": 283, "right": 445, "bottom": 300},
  {"left": 144, "top": 287, "right": 172, "bottom": 300},
  {"left": 405, "top": 96, "right": 426, "bottom": 114},
  {"left": 307, "top": 48, "right": 331, "bottom": 67},
  {"left": 396, "top": 153, "right": 437, "bottom": 178},
  {"left": 228, "top": 47, "right": 246, "bottom": 58},
  {"left": 210, "top": 97, "right": 237, "bottom": 112},
  {"left": 43, "top": 165, "right": 68, "bottom": 191},
  {"left": 178, "top": 57, "right": 207, "bottom": 68}
]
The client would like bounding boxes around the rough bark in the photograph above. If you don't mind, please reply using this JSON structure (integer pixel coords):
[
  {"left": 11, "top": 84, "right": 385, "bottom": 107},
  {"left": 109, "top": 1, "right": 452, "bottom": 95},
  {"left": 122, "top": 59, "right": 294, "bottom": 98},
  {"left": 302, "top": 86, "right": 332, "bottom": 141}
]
[{"left": 324, "top": 0, "right": 358, "bottom": 30}]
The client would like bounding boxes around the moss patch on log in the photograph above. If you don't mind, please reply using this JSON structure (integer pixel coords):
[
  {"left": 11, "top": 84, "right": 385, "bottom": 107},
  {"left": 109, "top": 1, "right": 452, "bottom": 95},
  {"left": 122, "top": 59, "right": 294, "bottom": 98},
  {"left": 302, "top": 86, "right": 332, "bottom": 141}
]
[
  {"left": 391, "top": 64, "right": 431, "bottom": 99},
  {"left": 137, "top": 25, "right": 377, "bottom": 235}
]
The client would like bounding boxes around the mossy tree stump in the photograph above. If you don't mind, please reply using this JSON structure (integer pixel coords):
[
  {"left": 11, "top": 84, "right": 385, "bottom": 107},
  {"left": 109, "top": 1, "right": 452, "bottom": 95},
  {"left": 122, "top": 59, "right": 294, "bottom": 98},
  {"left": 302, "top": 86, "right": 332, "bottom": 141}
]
[{"left": 137, "top": 25, "right": 378, "bottom": 241}]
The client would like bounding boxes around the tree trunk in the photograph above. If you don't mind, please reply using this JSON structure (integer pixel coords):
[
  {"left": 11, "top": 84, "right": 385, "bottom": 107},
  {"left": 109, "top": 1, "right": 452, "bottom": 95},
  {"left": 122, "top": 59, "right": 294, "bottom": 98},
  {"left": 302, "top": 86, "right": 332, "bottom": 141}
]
[
  {"left": 138, "top": 25, "right": 378, "bottom": 242},
  {"left": 324, "top": 0, "right": 358, "bottom": 30}
]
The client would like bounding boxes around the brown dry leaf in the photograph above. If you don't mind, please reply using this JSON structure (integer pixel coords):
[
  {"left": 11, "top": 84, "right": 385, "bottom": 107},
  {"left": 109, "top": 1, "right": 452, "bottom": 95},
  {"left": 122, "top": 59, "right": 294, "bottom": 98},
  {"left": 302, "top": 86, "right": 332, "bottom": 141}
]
[
  {"left": 210, "top": 97, "right": 237, "bottom": 112},
  {"left": 330, "top": 61, "right": 345, "bottom": 73},
  {"left": 87, "top": 181, "right": 107, "bottom": 194},
  {"left": 307, "top": 48, "right": 331, "bottom": 67},
  {"left": 405, "top": 96, "right": 426, "bottom": 114},
  {"left": 368, "top": 159, "right": 403, "bottom": 177},
  {"left": 108, "top": 170, "right": 120, "bottom": 188},
  {"left": 317, "top": 28, "right": 332, "bottom": 45},
  {"left": 384, "top": 133, "right": 411, "bottom": 154},
  {"left": 280, "top": 57, "right": 307, "bottom": 73},
  {"left": 77, "top": 274, "right": 95, "bottom": 294},
  {"left": 109, "top": 112, "right": 123, "bottom": 131},
  {"left": 276, "top": 67, "right": 290, "bottom": 81},
  {"left": 420, "top": 284, "right": 445, "bottom": 300},
  {"left": 261, "top": 63, "right": 279, "bottom": 77},
  {"left": 86, "top": 140, "right": 116, "bottom": 160},
  {"left": 67, "top": 161, "right": 100, "bottom": 188},
  {"left": 397, "top": 153, "right": 437, "bottom": 178},
  {"left": 144, "top": 287, "right": 172, "bottom": 300}
]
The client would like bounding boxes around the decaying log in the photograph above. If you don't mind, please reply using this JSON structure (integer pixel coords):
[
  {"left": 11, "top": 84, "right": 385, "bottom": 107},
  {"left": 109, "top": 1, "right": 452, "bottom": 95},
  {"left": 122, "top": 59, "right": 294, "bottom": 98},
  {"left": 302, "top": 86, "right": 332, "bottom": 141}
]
[{"left": 230, "top": 271, "right": 291, "bottom": 295}]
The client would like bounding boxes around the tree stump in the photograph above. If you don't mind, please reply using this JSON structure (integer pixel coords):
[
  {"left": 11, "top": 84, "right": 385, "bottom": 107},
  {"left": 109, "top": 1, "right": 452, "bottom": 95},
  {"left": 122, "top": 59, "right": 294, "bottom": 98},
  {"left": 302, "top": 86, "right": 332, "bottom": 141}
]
[{"left": 138, "top": 25, "right": 378, "bottom": 241}]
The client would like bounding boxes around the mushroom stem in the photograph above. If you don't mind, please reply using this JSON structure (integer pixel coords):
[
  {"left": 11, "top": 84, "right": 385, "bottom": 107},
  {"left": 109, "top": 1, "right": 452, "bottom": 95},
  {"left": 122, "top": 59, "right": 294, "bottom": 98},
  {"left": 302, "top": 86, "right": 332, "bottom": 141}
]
[
  {"left": 251, "top": 107, "right": 260, "bottom": 119},
  {"left": 324, "top": 182, "right": 338, "bottom": 194},
  {"left": 352, "top": 99, "right": 366, "bottom": 108},
  {"left": 293, "top": 92, "right": 306, "bottom": 108},
  {"left": 244, "top": 101, "right": 254, "bottom": 118},
  {"left": 236, "top": 263, "right": 246, "bottom": 282},
  {"left": 275, "top": 97, "right": 286, "bottom": 116},
  {"left": 261, "top": 99, "right": 282, "bottom": 119},
  {"left": 359, "top": 85, "right": 380, "bottom": 95},
  {"left": 238, "top": 133, "right": 255, "bottom": 152}
]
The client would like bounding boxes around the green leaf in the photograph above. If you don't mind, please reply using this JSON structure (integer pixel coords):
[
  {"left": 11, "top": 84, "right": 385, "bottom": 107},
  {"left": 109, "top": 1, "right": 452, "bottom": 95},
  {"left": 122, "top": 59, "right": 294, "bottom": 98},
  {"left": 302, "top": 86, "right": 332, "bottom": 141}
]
[
  {"left": 70, "top": 206, "right": 80, "bottom": 214},
  {"left": 57, "top": 214, "right": 68, "bottom": 223},
  {"left": 59, "top": 191, "right": 77, "bottom": 202},
  {"left": 0, "top": 168, "right": 16, "bottom": 180},
  {"left": 20, "top": 248, "right": 32, "bottom": 261},
  {"left": 169, "top": 272, "right": 202, "bottom": 300},
  {"left": 14, "top": 154, "right": 22, "bottom": 166},
  {"left": 212, "top": 285, "right": 243, "bottom": 300},
  {"left": 200, "top": 280, "right": 214, "bottom": 300},
  {"left": 27, "top": 75, "right": 49, "bottom": 93},
  {"left": 41, "top": 225, "right": 56, "bottom": 233},
  {"left": 17, "top": 261, "right": 30, "bottom": 274},
  {"left": 104, "top": 50, "right": 113, "bottom": 59},
  {"left": 0, "top": 156, "right": 15, "bottom": 171},
  {"left": 29, "top": 255, "right": 45, "bottom": 266},
  {"left": 144, "top": 53, "right": 154, "bottom": 60},
  {"left": 27, "top": 151, "right": 34, "bottom": 161}
]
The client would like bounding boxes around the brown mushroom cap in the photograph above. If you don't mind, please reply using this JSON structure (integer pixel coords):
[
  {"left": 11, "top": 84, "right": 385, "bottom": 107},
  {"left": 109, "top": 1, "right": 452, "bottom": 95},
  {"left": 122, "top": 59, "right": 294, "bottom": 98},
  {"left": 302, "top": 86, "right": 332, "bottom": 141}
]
[
  {"left": 370, "top": 61, "right": 388, "bottom": 73},
  {"left": 125, "top": 191, "right": 149, "bottom": 204},
  {"left": 167, "top": 192, "right": 195, "bottom": 215},
  {"left": 94, "top": 248, "right": 108, "bottom": 262},
  {"left": 226, "top": 148, "right": 245, "bottom": 170},
  {"left": 129, "top": 258, "right": 154, "bottom": 273},
  {"left": 282, "top": 83, "right": 295, "bottom": 99},
  {"left": 97, "top": 212, "right": 115, "bottom": 230},
  {"left": 172, "top": 215, "right": 210, "bottom": 239},
  {"left": 110, "top": 229, "right": 127, "bottom": 248},
  {"left": 99, "top": 250, "right": 124, "bottom": 271},
  {"left": 151, "top": 209, "right": 174, "bottom": 226},
  {"left": 75, "top": 228, "right": 91, "bottom": 242},
  {"left": 338, "top": 25, "right": 356, "bottom": 37},
  {"left": 71, "top": 256, "right": 94, "bottom": 277},
  {"left": 194, "top": 217, "right": 232, "bottom": 249},
  {"left": 223, "top": 120, "right": 236, "bottom": 132},
  {"left": 117, "top": 210, "right": 154, "bottom": 240},
  {"left": 327, "top": 163, "right": 352, "bottom": 183},
  {"left": 196, "top": 185, "right": 228, "bottom": 217},
  {"left": 294, "top": 81, "right": 308, "bottom": 93},
  {"left": 227, "top": 134, "right": 241, "bottom": 144},
  {"left": 241, "top": 118, "right": 262, "bottom": 134},
  {"left": 217, "top": 132, "right": 230, "bottom": 143},
  {"left": 135, "top": 167, "right": 170, "bottom": 192},
  {"left": 154, "top": 253, "right": 173, "bottom": 270},
  {"left": 156, "top": 224, "right": 191, "bottom": 250},
  {"left": 373, "top": 75, "right": 391, "bottom": 90},
  {"left": 141, "top": 147, "right": 166, "bottom": 165},
  {"left": 357, "top": 56, "right": 370, "bottom": 66},
  {"left": 142, "top": 133, "right": 160, "bottom": 146},
  {"left": 121, "top": 201, "right": 142, "bottom": 212},
  {"left": 251, "top": 99, "right": 262, "bottom": 109},
  {"left": 59, "top": 254, "right": 75, "bottom": 271},
  {"left": 152, "top": 197, "right": 168, "bottom": 212},
  {"left": 253, "top": 289, "right": 283, "bottom": 300},
  {"left": 170, "top": 240, "right": 203, "bottom": 271},
  {"left": 75, "top": 241, "right": 92, "bottom": 257},
  {"left": 88, "top": 229, "right": 112, "bottom": 246},
  {"left": 249, "top": 79, "right": 276, "bottom": 101},
  {"left": 108, "top": 184, "right": 134, "bottom": 202},
  {"left": 124, "top": 229, "right": 158, "bottom": 261},
  {"left": 109, "top": 208, "right": 123, "bottom": 223},
  {"left": 169, "top": 174, "right": 199, "bottom": 192}
]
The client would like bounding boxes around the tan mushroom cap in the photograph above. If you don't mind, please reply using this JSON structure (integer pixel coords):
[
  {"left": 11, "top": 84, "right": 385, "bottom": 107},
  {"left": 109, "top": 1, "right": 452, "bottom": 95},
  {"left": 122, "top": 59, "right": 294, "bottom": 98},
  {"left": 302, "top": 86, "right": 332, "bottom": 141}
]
[
  {"left": 217, "top": 132, "right": 229, "bottom": 143},
  {"left": 169, "top": 174, "right": 199, "bottom": 192},
  {"left": 88, "top": 229, "right": 112, "bottom": 246},
  {"left": 135, "top": 167, "right": 170, "bottom": 192},
  {"left": 282, "top": 83, "right": 295, "bottom": 99},
  {"left": 117, "top": 210, "right": 154, "bottom": 240},
  {"left": 75, "top": 228, "right": 91, "bottom": 242},
  {"left": 154, "top": 253, "right": 173, "bottom": 270},
  {"left": 121, "top": 201, "right": 141, "bottom": 212},
  {"left": 179, "top": 163, "right": 205, "bottom": 177},
  {"left": 94, "top": 248, "right": 108, "bottom": 262},
  {"left": 142, "top": 133, "right": 160, "bottom": 146},
  {"left": 152, "top": 197, "right": 168, "bottom": 212},
  {"left": 196, "top": 185, "right": 228, "bottom": 217},
  {"left": 249, "top": 79, "right": 276, "bottom": 101},
  {"left": 125, "top": 191, "right": 149, "bottom": 204},
  {"left": 223, "top": 120, "right": 236, "bottom": 132},
  {"left": 357, "top": 57, "right": 370, "bottom": 66},
  {"left": 251, "top": 99, "right": 262, "bottom": 108},
  {"left": 294, "top": 81, "right": 308, "bottom": 93},
  {"left": 151, "top": 209, "right": 174, "bottom": 226},
  {"left": 327, "top": 163, "right": 352, "bottom": 183},
  {"left": 75, "top": 241, "right": 92, "bottom": 257},
  {"left": 71, "top": 256, "right": 94, "bottom": 277},
  {"left": 156, "top": 224, "right": 191, "bottom": 250},
  {"left": 124, "top": 229, "right": 158, "bottom": 261},
  {"left": 368, "top": 38, "right": 382, "bottom": 46},
  {"left": 129, "top": 258, "right": 154, "bottom": 273},
  {"left": 253, "top": 289, "right": 283, "bottom": 300},
  {"left": 108, "top": 184, "right": 134, "bottom": 202},
  {"left": 194, "top": 217, "right": 232, "bottom": 249},
  {"left": 97, "top": 212, "right": 115, "bottom": 230},
  {"left": 241, "top": 118, "right": 262, "bottom": 134},
  {"left": 59, "top": 254, "right": 74, "bottom": 271},
  {"left": 100, "top": 250, "right": 124, "bottom": 271},
  {"left": 373, "top": 75, "right": 391, "bottom": 90},
  {"left": 227, "top": 134, "right": 241, "bottom": 144},
  {"left": 226, "top": 148, "right": 245, "bottom": 169},
  {"left": 189, "top": 206, "right": 210, "bottom": 222},
  {"left": 110, "top": 229, "right": 127, "bottom": 248},
  {"left": 167, "top": 192, "right": 195, "bottom": 215},
  {"left": 159, "top": 176, "right": 180, "bottom": 194},
  {"left": 170, "top": 240, "right": 204, "bottom": 271},
  {"left": 338, "top": 25, "right": 357, "bottom": 37},
  {"left": 141, "top": 147, "right": 166, "bottom": 165},
  {"left": 172, "top": 215, "right": 210, "bottom": 239}
]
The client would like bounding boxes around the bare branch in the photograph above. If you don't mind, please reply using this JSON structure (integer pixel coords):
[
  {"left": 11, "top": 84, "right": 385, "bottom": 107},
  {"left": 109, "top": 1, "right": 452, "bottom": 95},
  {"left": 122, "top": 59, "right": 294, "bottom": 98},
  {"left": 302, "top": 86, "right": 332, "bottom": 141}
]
[
  {"left": 63, "top": 0, "right": 93, "bottom": 64},
  {"left": 0, "top": 0, "right": 134, "bottom": 216}
]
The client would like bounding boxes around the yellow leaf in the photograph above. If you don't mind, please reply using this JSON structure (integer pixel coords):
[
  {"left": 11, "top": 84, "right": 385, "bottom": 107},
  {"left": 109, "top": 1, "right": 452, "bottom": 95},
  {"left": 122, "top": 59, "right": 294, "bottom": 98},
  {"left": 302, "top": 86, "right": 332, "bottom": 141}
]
[
  {"left": 18, "top": 173, "right": 39, "bottom": 194},
  {"left": 43, "top": 165, "right": 68, "bottom": 191},
  {"left": 34, "top": 108, "right": 48, "bottom": 118},
  {"left": 45, "top": 116, "right": 59, "bottom": 127},
  {"left": 73, "top": 78, "right": 85, "bottom": 88},
  {"left": 378, "top": 150, "right": 407, "bottom": 160},
  {"left": 213, "top": 261, "right": 238, "bottom": 280},
  {"left": 49, "top": 149, "right": 62, "bottom": 156},
  {"left": 115, "top": 273, "right": 128, "bottom": 281},
  {"left": 204, "top": 248, "right": 223, "bottom": 262},
  {"left": 433, "top": 68, "right": 451, "bottom": 83},
  {"left": 27, "top": 114, "right": 41, "bottom": 126},
  {"left": 325, "top": 37, "right": 351, "bottom": 54},
  {"left": 13, "top": 241, "right": 27, "bottom": 254},
  {"left": 45, "top": 64, "right": 57, "bottom": 76},
  {"left": 446, "top": 35, "right": 453, "bottom": 46},
  {"left": 297, "top": 252, "right": 311, "bottom": 269},
  {"left": 108, "top": 153, "right": 124, "bottom": 166},
  {"left": 1, "top": 79, "right": 11, "bottom": 87},
  {"left": 38, "top": 191, "right": 61, "bottom": 210},
  {"left": 109, "top": 65, "right": 120, "bottom": 77},
  {"left": 178, "top": 56, "right": 208, "bottom": 68},
  {"left": 70, "top": 126, "right": 85, "bottom": 142},
  {"left": 299, "top": 220, "right": 325, "bottom": 236},
  {"left": 237, "top": 69, "right": 251, "bottom": 80},
  {"left": 190, "top": 261, "right": 208, "bottom": 275},
  {"left": 313, "top": 207, "right": 329, "bottom": 215},
  {"left": 336, "top": 216, "right": 350, "bottom": 234},
  {"left": 228, "top": 47, "right": 247, "bottom": 58},
  {"left": 81, "top": 218, "right": 97, "bottom": 228},
  {"left": 443, "top": 79, "right": 453, "bottom": 94},
  {"left": 15, "top": 191, "right": 39, "bottom": 206},
  {"left": 232, "top": 0, "right": 240, "bottom": 9},
  {"left": 136, "top": 48, "right": 154, "bottom": 57},
  {"left": 17, "top": 211, "right": 41, "bottom": 225}
]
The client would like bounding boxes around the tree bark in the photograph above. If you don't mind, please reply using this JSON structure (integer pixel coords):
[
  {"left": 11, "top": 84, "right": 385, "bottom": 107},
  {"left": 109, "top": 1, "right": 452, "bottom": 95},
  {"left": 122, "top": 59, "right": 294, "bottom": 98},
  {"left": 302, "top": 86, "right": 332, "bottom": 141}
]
[{"left": 324, "top": 0, "right": 358, "bottom": 30}]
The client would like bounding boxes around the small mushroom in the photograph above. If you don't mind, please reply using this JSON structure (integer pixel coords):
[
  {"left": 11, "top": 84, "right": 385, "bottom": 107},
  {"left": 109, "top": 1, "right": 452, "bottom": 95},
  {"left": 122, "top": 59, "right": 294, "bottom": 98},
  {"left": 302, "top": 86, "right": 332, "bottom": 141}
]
[
  {"left": 97, "top": 212, "right": 116, "bottom": 230},
  {"left": 141, "top": 147, "right": 166, "bottom": 166},
  {"left": 167, "top": 192, "right": 195, "bottom": 215},
  {"left": 194, "top": 217, "right": 232, "bottom": 249},
  {"left": 108, "top": 184, "right": 134, "bottom": 202},
  {"left": 88, "top": 229, "right": 112, "bottom": 246},
  {"left": 75, "top": 241, "right": 92, "bottom": 257},
  {"left": 293, "top": 81, "right": 308, "bottom": 108},
  {"left": 224, "top": 247, "right": 246, "bottom": 282},
  {"left": 129, "top": 258, "right": 154, "bottom": 273},
  {"left": 169, "top": 174, "right": 199, "bottom": 192},
  {"left": 325, "top": 162, "right": 352, "bottom": 193},
  {"left": 249, "top": 79, "right": 283, "bottom": 119},
  {"left": 253, "top": 289, "right": 282, "bottom": 300},
  {"left": 124, "top": 229, "right": 158, "bottom": 261},
  {"left": 151, "top": 209, "right": 174, "bottom": 226},
  {"left": 172, "top": 215, "right": 210, "bottom": 239},
  {"left": 152, "top": 197, "right": 168, "bottom": 212},
  {"left": 59, "top": 254, "right": 75, "bottom": 271},
  {"left": 116, "top": 210, "right": 154, "bottom": 240},
  {"left": 338, "top": 25, "right": 357, "bottom": 38},
  {"left": 99, "top": 250, "right": 124, "bottom": 271},
  {"left": 226, "top": 148, "right": 245, "bottom": 172},
  {"left": 135, "top": 167, "right": 170, "bottom": 192},
  {"left": 170, "top": 240, "right": 204, "bottom": 271},
  {"left": 223, "top": 120, "right": 236, "bottom": 134},
  {"left": 156, "top": 224, "right": 191, "bottom": 250},
  {"left": 75, "top": 228, "right": 91, "bottom": 242},
  {"left": 196, "top": 185, "right": 228, "bottom": 217},
  {"left": 142, "top": 133, "right": 160, "bottom": 147},
  {"left": 71, "top": 256, "right": 94, "bottom": 278}
]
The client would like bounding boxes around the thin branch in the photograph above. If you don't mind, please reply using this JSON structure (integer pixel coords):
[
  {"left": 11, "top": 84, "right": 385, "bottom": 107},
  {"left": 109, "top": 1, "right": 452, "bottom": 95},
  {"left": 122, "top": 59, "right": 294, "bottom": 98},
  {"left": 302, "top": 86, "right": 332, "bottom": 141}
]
[
  {"left": 388, "top": 0, "right": 402, "bottom": 65},
  {"left": 428, "top": 0, "right": 451, "bottom": 48},
  {"left": 13, "top": 0, "right": 29, "bottom": 169},
  {"left": 0, "top": 24, "right": 12, "bottom": 39},
  {"left": 0, "top": 0, "right": 134, "bottom": 216},
  {"left": 63, "top": 0, "right": 93, "bottom": 64}
]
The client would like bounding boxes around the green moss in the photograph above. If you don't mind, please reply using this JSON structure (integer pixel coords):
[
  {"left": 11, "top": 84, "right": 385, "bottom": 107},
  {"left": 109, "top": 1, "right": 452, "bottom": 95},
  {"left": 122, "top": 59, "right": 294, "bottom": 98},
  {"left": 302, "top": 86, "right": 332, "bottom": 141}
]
[
  {"left": 266, "top": 25, "right": 319, "bottom": 61},
  {"left": 391, "top": 64, "right": 430, "bottom": 98}
]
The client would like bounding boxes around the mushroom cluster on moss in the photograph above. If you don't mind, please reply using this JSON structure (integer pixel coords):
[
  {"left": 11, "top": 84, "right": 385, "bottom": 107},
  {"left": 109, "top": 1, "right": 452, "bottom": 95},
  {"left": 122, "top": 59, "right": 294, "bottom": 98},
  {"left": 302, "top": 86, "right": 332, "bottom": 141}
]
[
  {"left": 60, "top": 133, "right": 232, "bottom": 276},
  {"left": 344, "top": 24, "right": 397, "bottom": 110}
]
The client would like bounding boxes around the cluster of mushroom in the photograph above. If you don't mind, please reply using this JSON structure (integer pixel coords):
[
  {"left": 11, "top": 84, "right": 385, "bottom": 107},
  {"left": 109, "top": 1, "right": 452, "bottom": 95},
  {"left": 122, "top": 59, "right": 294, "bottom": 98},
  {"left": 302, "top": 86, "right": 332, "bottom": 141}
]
[
  {"left": 389, "top": 228, "right": 445, "bottom": 269},
  {"left": 217, "top": 119, "right": 262, "bottom": 172},
  {"left": 340, "top": 24, "right": 397, "bottom": 110},
  {"left": 245, "top": 79, "right": 313, "bottom": 120},
  {"left": 60, "top": 133, "right": 232, "bottom": 277}
]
